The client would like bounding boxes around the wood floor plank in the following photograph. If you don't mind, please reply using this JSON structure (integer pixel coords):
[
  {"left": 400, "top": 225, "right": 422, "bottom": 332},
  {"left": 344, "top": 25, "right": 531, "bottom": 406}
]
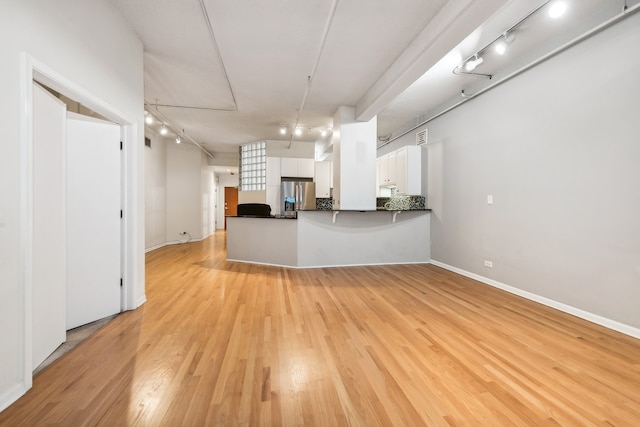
[{"left": 1, "top": 231, "right": 639, "bottom": 426}]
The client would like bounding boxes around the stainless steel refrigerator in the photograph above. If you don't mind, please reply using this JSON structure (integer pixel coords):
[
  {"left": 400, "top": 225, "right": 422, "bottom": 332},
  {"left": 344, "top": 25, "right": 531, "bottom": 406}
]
[{"left": 281, "top": 181, "right": 316, "bottom": 217}]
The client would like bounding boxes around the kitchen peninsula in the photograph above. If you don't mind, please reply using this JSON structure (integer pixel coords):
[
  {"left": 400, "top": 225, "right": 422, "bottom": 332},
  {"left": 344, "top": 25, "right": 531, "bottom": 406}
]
[
  {"left": 228, "top": 106, "right": 431, "bottom": 268},
  {"left": 226, "top": 208, "right": 430, "bottom": 268}
]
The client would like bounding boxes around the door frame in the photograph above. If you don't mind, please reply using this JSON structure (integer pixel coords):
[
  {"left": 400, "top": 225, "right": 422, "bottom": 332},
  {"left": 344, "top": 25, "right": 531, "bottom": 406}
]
[{"left": 19, "top": 54, "right": 138, "bottom": 390}]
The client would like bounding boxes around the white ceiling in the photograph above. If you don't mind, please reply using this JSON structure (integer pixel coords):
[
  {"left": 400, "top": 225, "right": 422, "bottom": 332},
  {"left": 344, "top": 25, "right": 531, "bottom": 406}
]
[{"left": 109, "top": 0, "right": 632, "bottom": 160}]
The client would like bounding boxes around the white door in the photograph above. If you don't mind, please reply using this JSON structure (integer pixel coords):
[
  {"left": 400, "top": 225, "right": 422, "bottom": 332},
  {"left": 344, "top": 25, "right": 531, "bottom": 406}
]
[
  {"left": 66, "top": 112, "right": 121, "bottom": 330},
  {"left": 32, "top": 83, "right": 67, "bottom": 369}
]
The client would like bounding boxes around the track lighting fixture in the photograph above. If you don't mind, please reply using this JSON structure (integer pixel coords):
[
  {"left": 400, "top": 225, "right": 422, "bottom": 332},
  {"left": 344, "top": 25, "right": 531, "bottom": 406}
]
[
  {"left": 176, "top": 136, "right": 181, "bottom": 144},
  {"left": 494, "top": 32, "right": 516, "bottom": 55},
  {"left": 160, "top": 125, "right": 168, "bottom": 135},
  {"left": 145, "top": 115, "right": 153, "bottom": 125},
  {"left": 320, "top": 127, "right": 333, "bottom": 137},
  {"left": 454, "top": 1, "right": 569, "bottom": 79},
  {"left": 277, "top": 124, "right": 332, "bottom": 138},
  {"left": 464, "top": 55, "right": 484, "bottom": 72}
]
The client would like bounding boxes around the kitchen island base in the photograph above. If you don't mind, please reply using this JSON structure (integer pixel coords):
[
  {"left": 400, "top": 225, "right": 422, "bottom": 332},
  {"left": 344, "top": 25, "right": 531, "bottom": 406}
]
[{"left": 227, "top": 210, "right": 430, "bottom": 268}]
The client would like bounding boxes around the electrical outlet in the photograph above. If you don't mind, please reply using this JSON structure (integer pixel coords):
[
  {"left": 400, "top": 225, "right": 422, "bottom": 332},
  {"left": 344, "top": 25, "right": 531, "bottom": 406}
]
[{"left": 484, "top": 260, "right": 493, "bottom": 268}]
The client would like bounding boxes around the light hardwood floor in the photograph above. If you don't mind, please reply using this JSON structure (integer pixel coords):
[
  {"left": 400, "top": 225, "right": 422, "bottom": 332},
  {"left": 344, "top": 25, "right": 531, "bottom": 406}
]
[{"left": 2, "top": 231, "right": 640, "bottom": 426}]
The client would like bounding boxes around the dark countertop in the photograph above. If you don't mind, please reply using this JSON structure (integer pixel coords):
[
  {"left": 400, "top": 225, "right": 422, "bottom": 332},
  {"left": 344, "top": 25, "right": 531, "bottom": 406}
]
[
  {"left": 227, "top": 215, "right": 297, "bottom": 219},
  {"left": 375, "top": 208, "right": 431, "bottom": 212},
  {"left": 228, "top": 209, "right": 431, "bottom": 218},
  {"left": 311, "top": 208, "right": 431, "bottom": 212}
]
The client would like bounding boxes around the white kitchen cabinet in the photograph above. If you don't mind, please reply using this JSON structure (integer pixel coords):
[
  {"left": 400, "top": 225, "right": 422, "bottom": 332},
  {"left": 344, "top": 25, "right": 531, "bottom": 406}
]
[
  {"left": 378, "top": 155, "right": 386, "bottom": 186},
  {"left": 280, "top": 157, "right": 315, "bottom": 178},
  {"left": 377, "top": 145, "right": 421, "bottom": 195},
  {"left": 298, "top": 158, "right": 315, "bottom": 178},
  {"left": 266, "top": 184, "right": 280, "bottom": 215},
  {"left": 314, "top": 161, "right": 332, "bottom": 198},
  {"left": 266, "top": 156, "right": 281, "bottom": 186},
  {"left": 397, "top": 146, "right": 421, "bottom": 195},
  {"left": 396, "top": 147, "right": 407, "bottom": 194},
  {"left": 378, "top": 151, "right": 396, "bottom": 186},
  {"left": 280, "top": 157, "right": 298, "bottom": 177}
]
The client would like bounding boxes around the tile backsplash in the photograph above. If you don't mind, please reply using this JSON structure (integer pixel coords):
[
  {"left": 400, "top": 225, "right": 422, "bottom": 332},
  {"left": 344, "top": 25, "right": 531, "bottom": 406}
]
[
  {"left": 316, "top": 198, "right": 333, "bottom": 211},
  {"left": 378, "top": 195, "right": 426, "bottom": 210},
  {"left": 316, "top": 196, "right": 426, "bottom": 211}
]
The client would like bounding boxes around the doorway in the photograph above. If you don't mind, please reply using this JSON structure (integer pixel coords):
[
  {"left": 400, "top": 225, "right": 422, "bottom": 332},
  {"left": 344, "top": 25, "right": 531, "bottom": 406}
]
[
  {"left": 32, "top": 83, "right": 122, "bottom": 369},
  {"left": 224, "top": 187, "right": 238, "bottom": 229},
  {"left": 22, "top": 56, "right": 136, "bottom": 389}
]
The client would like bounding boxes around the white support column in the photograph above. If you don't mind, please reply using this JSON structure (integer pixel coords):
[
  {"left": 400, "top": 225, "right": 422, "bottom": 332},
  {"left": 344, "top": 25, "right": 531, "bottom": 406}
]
[{"left": 331, "top": 106, "right": 377, "bottom": 211}]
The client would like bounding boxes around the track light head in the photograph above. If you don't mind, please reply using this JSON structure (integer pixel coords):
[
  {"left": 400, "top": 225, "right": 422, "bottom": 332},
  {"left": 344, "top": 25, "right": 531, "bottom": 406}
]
[
  {"left": 464, "top": 55, "right": 484, "bottom": 72},
  {"left": 495, "top": 31, "right": 516, "bottom": 55},
  {"left": 160, "top": 125, "right": 168, "bottom": 135}
]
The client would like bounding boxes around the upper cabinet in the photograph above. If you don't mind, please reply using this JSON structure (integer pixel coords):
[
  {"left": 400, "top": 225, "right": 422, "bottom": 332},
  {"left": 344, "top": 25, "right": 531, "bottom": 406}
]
[
  {"left": 377, "top": 145, "right": 421, "bottom": 195},
  {"left": 266, "top": 157, "right": 281, "bottom": 186},
  {"left": 377, "top": 151, "right": 396, "bottom": 187},
  {"left": 314, "top": 161, "right": 332, "bottom": 198},
  {"left": 298, "top": 158, "right": 315, "bottom": 178},
  {"left": 266, "top": 157, "right": 281, "bottom": 215},
  {"left": 280, "top": 157, "right": 314, "bottom": 178}
]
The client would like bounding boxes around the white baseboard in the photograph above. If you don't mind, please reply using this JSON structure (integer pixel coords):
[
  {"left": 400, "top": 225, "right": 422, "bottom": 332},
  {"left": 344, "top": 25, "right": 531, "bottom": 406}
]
[
  {"left": 145, "top": 231, "right": 216, "bottom": 253},
  {"left": 145, "top": 242, "right": 166, "bottom": 253},
  {"left": 135, "top": 295, "right": 147, "bottom": 308},
  {"left": 0, "top": 382, "right": 27, "bottom": 413},
  {"left": 227, "top": 258, "right": 431, "bottom": 269},
  {"left": 430, "top": 260, "right": 640, "bottom": 340}
]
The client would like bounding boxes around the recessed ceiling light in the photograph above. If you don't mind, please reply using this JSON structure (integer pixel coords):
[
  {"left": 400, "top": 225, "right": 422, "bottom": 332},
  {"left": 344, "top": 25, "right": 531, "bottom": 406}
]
[{"left": 548, "top": 1, "right": 567, "bottom": 19}]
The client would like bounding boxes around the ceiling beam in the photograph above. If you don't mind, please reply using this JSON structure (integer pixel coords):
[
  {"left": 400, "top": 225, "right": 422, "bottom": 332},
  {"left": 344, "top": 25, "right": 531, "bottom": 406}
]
[{"left": 355, "top": 0, "right": 509, "bottom": 122}]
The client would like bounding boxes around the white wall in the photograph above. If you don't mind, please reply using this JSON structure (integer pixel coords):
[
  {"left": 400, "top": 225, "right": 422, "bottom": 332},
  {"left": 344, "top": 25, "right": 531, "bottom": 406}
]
[
  {"left": 145, "top": 137, "right": 215, "bottom": 249},
  {"left": 145, "top": 131, "right": 167, "bottom": 250},
  {"left": 0, "top": 0, "right": 144, "bottom": 410},
  {"left": 166, "top": 142, "right": 206, "bottom": 242},
  {"left": 201, "top": 158, "right": 215, "bottom": 238},
  {"left": 266, "top": 140, "right": 315, "bottom": 158},
  {"left": 395, "top": 13, "right": 640, "bottom": 333}
]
